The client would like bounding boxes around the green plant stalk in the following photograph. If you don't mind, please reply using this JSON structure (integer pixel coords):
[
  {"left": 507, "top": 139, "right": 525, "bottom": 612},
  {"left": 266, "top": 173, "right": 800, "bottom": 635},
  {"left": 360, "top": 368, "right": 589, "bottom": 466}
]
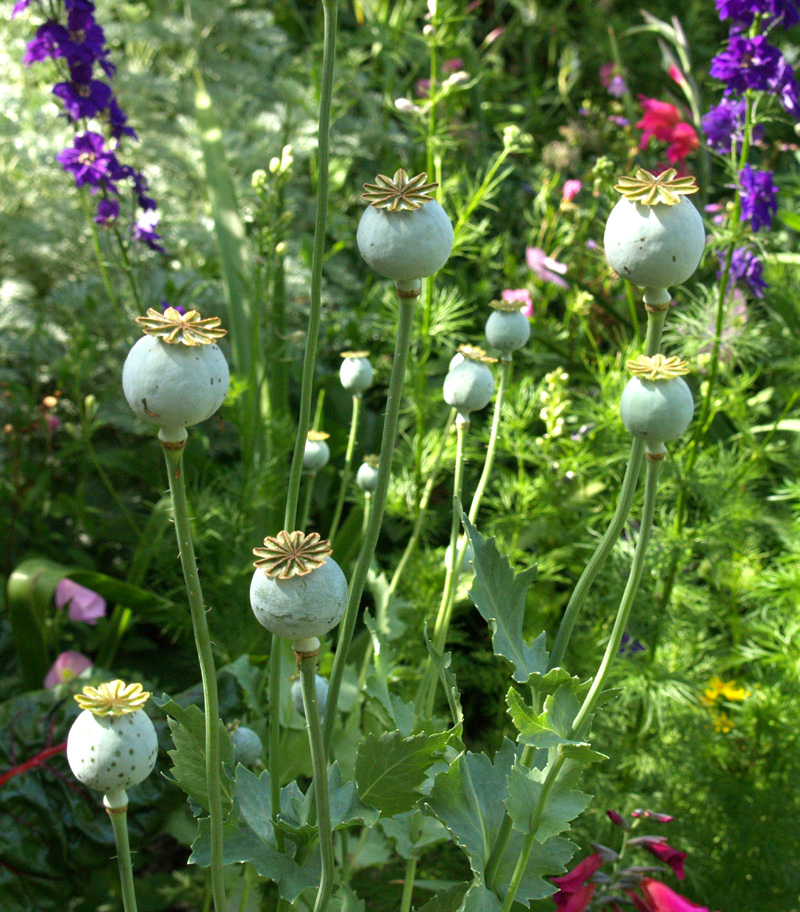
[
  {"left": 399, "top": 856, "right": 418, "bottom": 912},
  {"left": 491, "top": 455, "right": 663, "bottom": 902},
  {"left": 570, "top": 453, "right": 663, "bottom": 736},
  {"left": 418, "top": 418, "right": 468, "bottom": 718},
  {"left": 107, "top": 805, "right": 139, "bottom": 912},
  {"left": 162, "top": 442, "right": 226, "bottom": 912},
  {"left": 322, "top": 293, "right": 417, "bottom": 754},
  {"left": 283, "top": 0, "right": 338, "bottom": 532},
  {"left": 80, "top": 191, "right": 127, "bottom": 326},
  {"left": 387, "top": 407, "right": 456, "bottom": 600},
  {"left": 268, "top": 636, "right": 285, "bottom": 852},
  {"left": 328, "top": 394, "right": 363, "bottom": 541},
  {"left": 299, "top": 648, "right": 334, "bottom": 912},
  {"left": 549, "top": 301, "right": 667, "bottom": 669},
  {"left": 362, "top": 491, "right": 372, "bottom": 542}
]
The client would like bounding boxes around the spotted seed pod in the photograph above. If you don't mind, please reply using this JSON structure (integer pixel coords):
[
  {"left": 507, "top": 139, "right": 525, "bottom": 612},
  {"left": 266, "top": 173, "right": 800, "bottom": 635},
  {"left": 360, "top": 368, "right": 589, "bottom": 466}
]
[
  {"left": 66, "top": 681, "right": 158, "bottom": 799},
  {"left": 604, "top": 169, "right": 704, "bottom": 290},
  {"left": 443, "top": 348, "right": 495, "bottom": 418},
  {"left": 122, "top": 307, "right": 229, "bottom": 432},
  {"left": 485, "top": 301, "right": 530, "bottom": 355},
  {"left": 356, "top": 455, "right": 380, "bottom": 492},
  {"left": 357, "top": 169, "right": 454, "bottom": 282}
]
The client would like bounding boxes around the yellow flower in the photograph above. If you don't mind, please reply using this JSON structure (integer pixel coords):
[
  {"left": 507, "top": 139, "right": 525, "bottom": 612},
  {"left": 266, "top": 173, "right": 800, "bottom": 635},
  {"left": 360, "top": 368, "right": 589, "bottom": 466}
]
[
  {"left": 701, "top": 675, "right": 750, "bottom": 705},
  {"left": 713, "top": 711, "right": 734, "bottom": 734}
]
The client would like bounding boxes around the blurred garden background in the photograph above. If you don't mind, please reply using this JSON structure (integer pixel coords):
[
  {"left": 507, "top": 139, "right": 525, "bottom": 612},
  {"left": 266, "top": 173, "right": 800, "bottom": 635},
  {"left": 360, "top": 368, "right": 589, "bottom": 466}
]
[{"left": 3, "top": 0, "right": 800, "bottom": 909}]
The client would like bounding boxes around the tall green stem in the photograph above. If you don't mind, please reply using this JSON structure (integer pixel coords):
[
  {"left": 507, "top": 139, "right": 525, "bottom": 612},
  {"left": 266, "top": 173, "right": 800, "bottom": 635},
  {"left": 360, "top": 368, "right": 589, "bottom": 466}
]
[
  {"left": 328, "top": 394, "right": 362, "bottom": 541},
  {"left": 299, "top": 646, "right": 334, "bottom": 912},
  {"left": 549, "top": 297, "right": 668, "bottom": 669},
  {"left": 322, "top": 291, "right": 418, "bottom": 753},
  {"left": 399, "top": 856, "right": 418, "bottom": 912},
  {"left": 300, "top": 470, "right": 318, "bottom": 531},
  {"left": 106, "top": 801, "right": 138, "bottom": 912},
  {"left": 417, "top": 418, "right": 467, "bottom": 718},
  {"left": 161, "top": 435, "right": 226, "bottom": 912},
  {"left": 268, "top": 636, "right": 285, "bottom": 852},
  {"left": 283, "top": 0, "right": 338, "bottom": 532}
]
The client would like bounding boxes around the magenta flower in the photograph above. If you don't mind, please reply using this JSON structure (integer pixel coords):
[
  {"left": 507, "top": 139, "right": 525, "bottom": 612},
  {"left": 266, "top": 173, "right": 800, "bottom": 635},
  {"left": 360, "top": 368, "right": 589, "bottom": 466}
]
[
  {"left": 552, "top": 852, "right": 604, "bottom": 912},
  {"left": 43, "top": 650, "right": 92, "bottom": 688},
  {"left": 54, "top": 578, "right": 107, "bottom": 625},
  {"left": 632, "top": 808, "right": 675, "bottom": 823},
  {"left": 606, "top": 809, "right": 629, "bottom": 828},
  {"left": 526, "top": 247, "right": 568, "bottom": 289},
  {"left": 562, "top": 179, "right": 582, "bottom": 203},
  {"left": 629, "top": 836, "right": 687, "bottom": 880},
  {"left": 632, "top": 878, "right": 721, "bottom": 912}
]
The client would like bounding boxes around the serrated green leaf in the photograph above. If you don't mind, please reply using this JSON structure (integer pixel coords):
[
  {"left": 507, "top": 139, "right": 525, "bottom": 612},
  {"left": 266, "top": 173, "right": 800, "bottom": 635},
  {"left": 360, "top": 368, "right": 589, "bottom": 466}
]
[
  {"left": 417, "top": 882, "right": 470, "bottom": 912},
  {"left": 461, "top": 881, "right": 503, "bottom": 912},
  {"left": 356, "top": 728, "right": 453, "bottom": 815},
  {"left": 154, "top": 694, "right": 235, "bottom": 815},
  {"left": 505, "top": 760, "right": 592, "bottom": 842},
  {"left": 462, "top": 517, "right": 545, "bottom": 683},
  {"left": 560, "top": 744, "right": 607, "bottom": 764},
  {"left": 506, "top": 688, "right": 562, "bottom": 749},
  {"left": 425, "top": 741, "right": 576, "bottom": 905}
]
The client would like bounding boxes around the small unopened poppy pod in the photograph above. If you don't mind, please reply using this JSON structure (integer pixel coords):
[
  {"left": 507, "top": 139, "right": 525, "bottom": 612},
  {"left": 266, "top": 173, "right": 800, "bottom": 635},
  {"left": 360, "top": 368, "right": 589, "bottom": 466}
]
[
  {"left": 250, "top": 530, "right": 348, "bottom": 651},
  {"left": 304, "top": 430, "right": 331, "bottom": 471},
  {"left": 291, "top": 674, "right": 329, "bottom": 718},
  {"left": 122, "top": 307, "right": 229, "bottom": 436},
  {"left": 620, "top": 354, "right": 694, "bottom": 451},
  {"left": 356, "top": 454, "right": 380, "bottom": 492},
  {"left": 357, "top": 169, "right": 454, "bottom": 292},
  {"left": 485, "top": 299, "right": 531, "bottom": 357},
  {"left": 230, "top": 725, "right": 263, "bottom": 767},
  {"left": 443, "top": 345, "right": 496, "bottom": 424},
  {"left": 604, "top": 169, "right": 705, "bottom": 298},
  {"left": 339, "top": 350, "right": 374, "bottom": 394}
]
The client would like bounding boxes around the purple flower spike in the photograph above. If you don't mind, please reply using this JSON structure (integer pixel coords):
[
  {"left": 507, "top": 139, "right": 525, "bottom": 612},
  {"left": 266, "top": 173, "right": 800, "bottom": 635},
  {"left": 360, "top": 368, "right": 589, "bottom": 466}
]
[
  {"left": 54, "top": 578, "right": 107, "bottom": 625},
  {"left": 724, "top": 247, "right": 767, "bottom": 298},
  {"left": 95, "top": 197, "right": 119, "bottom": 224},
  {"left": 132, "top": 209, "right": 166, "bottom": 254},
  {"left": 701, "top": 99, "right": 764, "bottom": 154},
  {"left": 715, "top": 0, "right": 800, "bottom": 29},
  {"left": 23, "top": 21, "right": 70, "bottom": 66},
  {"left": 53, "top": 75, "right": 113, "bottom": 122},
  {"left": 739, "top": 164, "right": 778, "bottom": 232},
  {"left": 710, "top": 33, "right": 784, "bottom": 94},
  {"left": 44, "top": 650, "right": 92, "bottom": 688},
  {"left": 57, "top": 131, "right": 121, "bottom": 189}
]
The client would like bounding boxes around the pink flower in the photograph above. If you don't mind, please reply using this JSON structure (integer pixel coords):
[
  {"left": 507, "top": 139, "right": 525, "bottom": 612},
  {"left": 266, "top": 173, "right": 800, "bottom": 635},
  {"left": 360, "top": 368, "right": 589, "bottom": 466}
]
[
  {"left": 632, "top": 878, "right": 721, "bottom": 912},
  {"left": 668, "top": 64, "right": 687, "bottom": 87},
  {"left": 44, "top": 650, "right": 92, "bottom": 688},
  {"left": 552, "top": 853, "right": 605, "bottom": 912},
  {"left": 501, "top": 288, "right": 533, "bottom": 318},
  {"left": 54, "top": 578, "right": 107, "bottom": 625},
  {"left": 415, "top": 78, "right": 432, "bottom": 97},
  {"left": 629, "top": 836, "right": 687, "bottom": 880},
  {"left": 606, "top": 808, "right": 629, "bottom": 828},
  {"left": 526, "top": 246, "right": 568, "bottom": 289},
  {"left": 633, "top": 809, "right": 675, "bottom": 823},
  {"left": 636, "top": 97, "right": 699, "bottom": 167},
  {"left": 562, "top": 179, "right": 582, "bottom": 203},
  {"left": 665, "top": 122, "right": 700, "bottom": 165},
  {"left": 442, "top": 58, "right": 463, "bottom": 73}
]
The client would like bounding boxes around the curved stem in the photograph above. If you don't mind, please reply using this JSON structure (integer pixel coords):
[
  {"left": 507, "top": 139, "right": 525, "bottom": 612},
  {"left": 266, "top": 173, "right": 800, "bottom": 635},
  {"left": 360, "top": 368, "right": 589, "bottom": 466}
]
[
  {"left": 162, "top": 439, "right": 226, "bottom": 912},
  {"left": 328, "top": 395, "right": 362, "bottom": 541},
  {"left": 549, "top": 301, "right": 667, "bottom": 669},
  {"left": 268, "top": 635, "right": 285, "bottom": 852},
  {"left": 570, "top": 454, "right": 663, "bottom": 737},
  {"left": 322, "top": 291, "right": 418, "bottom": 754},
  {"left": 107, "top": 804, "right": 139, "bottom": 912},
  {"left": 283, "top": 0, "right": 338, "bottom": 532},
  {"left": 300, "top": 649, "right": 334, "bottom": 912}
]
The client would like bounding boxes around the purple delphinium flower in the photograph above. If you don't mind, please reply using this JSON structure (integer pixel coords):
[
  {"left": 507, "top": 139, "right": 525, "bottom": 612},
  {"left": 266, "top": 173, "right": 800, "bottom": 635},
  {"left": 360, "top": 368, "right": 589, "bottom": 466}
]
[
  {"left": 11, "top": 0, "right": 37, "bottom": 17},
  {"left": 710, "top": 33, "right": 784, "bottom": 94},
  {"left": 132, "top": 209, "right": 166, "bottom": 254},
  {"left": 94, "top": 197, "right": 119, "bottom": 224},
  {"left": 619, "top": 632, "right": 645, "bottom": 655},
  {"left": 161, "top": 299, "right": 186, "bottom": 315},
  {"left": 53, "top": 71, "right": 113, "bottom": 122},
  {"left": 54, "top": 578, "right": 107, "bottom": 625},
  {"left": 701, "top": 98, "right": 764, "bottom": 153},
  {"left": 56, "top": 130, "right": 121, "bottom": 188},
  {"left": 722, "top": 246, "right": 767, "bottom": 297},
  {"left": 65, "top": 5, "right": 116, "bottom": 77},
  {"left": 715, "top": 0, "right": 800, "bottom": 29},
  {"left": 23, "top": 20, "right": 70, "bottom": 65},
  {"left": 739, "top": 164, "right": 778, "bottom": 231}
]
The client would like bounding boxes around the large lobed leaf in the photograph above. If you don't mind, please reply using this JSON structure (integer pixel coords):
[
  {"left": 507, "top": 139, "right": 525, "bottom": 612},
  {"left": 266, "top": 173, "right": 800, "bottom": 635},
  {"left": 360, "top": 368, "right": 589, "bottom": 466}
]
[{"left": 462, "top": 517, "right": 546, "bottom": 683}]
